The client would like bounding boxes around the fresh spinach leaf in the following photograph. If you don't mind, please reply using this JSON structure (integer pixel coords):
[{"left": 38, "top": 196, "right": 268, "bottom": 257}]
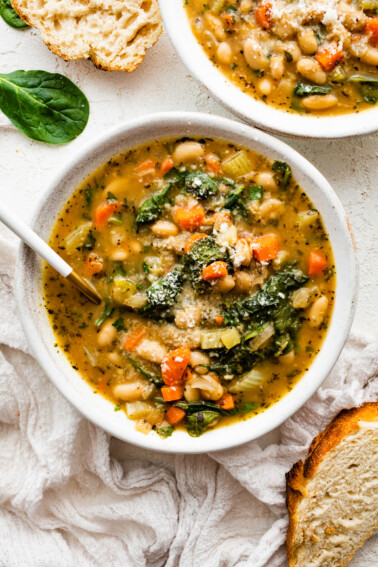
[
  {"left": 140, "top": 266, "right": 184, "bottom": 315},
  {"left": 272, "top": 161, "right": 292, "bottom": 190},
  {"left": 156, "top": 425, "right": 174, "bottom": 438},
  {"left": 95, "top": 299, "right": 113, "bottom": 327},
  {"left": 0, "top": 70, "right": 89, "bottom": 143},
  {"left": 82, "top": 230, "right": 96, "bottom": 251},
  {"left": 237, "top": 402, "right": 258, "bottom": 414},
  {"left": 358, "top": 82, "right": 378, "bottom": 104},
  {"left": 293, "top": 82, "right": 331, "bottom": 97},
  {"left": 136, "top": 183, "right": 172, "bottom": 224},
  {"left": 186, "top": 410, "right": 220, "bottom": 437},
  {"left": 184, "top": 171, "right": 219, "bottom": 200},
  {"left": 0, "top": 0, "right": 28, "bottom": 28},
  {"left": 222, "top": 184, "right": 245, "bottom": 210}
]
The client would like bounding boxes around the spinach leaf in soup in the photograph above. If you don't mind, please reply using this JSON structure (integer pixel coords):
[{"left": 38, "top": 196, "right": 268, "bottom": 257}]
[
  {"left": 156, "top": 425, "right": 174, "bottom": 438},
  {"left": 0, "top": 71, "right": 89, "bottom": 143},
  {"left": 183, "top": 236, "right": 230, "bottom": 293},
  {"left": 293, "top": 83, "right": 331, "bottom": 97},
  {"left": 186, "top": 410, "right": 220, "bottom": 437},
  {"left": 140, "top": 266, "right": 184, "bottom": 315},
  {"left": 272, "top": 161, "right": 292, "bottom": 191},
  {"left": 0, "top": 0, "right": 29, "bottom": 28},
  {"left": 183, "top": 171, "right": 219, "bottom": 199},
  {"left": 136, "top": 183, "right": 172, "bottom": 224}
]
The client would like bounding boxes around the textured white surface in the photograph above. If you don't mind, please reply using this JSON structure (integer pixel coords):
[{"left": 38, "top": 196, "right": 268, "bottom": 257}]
[{"left": 0, "top": 20, "right": 377, "bottom": 567}]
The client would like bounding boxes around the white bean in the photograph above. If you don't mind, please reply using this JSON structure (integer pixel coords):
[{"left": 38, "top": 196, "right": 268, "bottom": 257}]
[
  {"left": 258, "top": 198, "right": 284, "bottom": 220},
  {"left": 308, "top": 295, "right": 329, "bottom": 328},
  {"left": 297, "top": 57, "right": 327, "bottom": 84},
  {"left": 190, "top": 350, "right": 210, "bottom": 368},
  {"left": 235, "top": 238, "right": 252, "bottom": 267},
  {"left": 234, "top": 271, "right": 253, "bottom": 293},
  {"left": 135, "top": 339, "right": 168, "bottom": 364},
  {"left": 151, "top": 220, "right": 179, "bottom": 238},
  {"left": 257, "top": 77, "right": 273, "bottom": 96},
  {"left": 217, "top": 42, "right": 233, "bottom": 65},
  {"left": 205, "top": 13, "right": 226, "bottom": 41},
  {"left": 97, "top": 320, "right": 117, "bottom": 347},
  {"left": 135, "top": 419, "right": 153, "bottom": 434},
  {"left": 213, "top": 275, "right": 235, "bottom": 294},
  {"left": 297, "top": 28, "right": 318, "bottom": 54},
  {"left": 173, "top": 141, "right": 204, "bottom": 163},
  {"left": 184, "top": 383, "right": 201, "bottom": 402},
  {"left": 113, "top": 382, "right": 145, "bottom": 402},
  {"left": 255, "top": 172, "right": 278, "bottom": 190},
  {"left": 270, "top": 55, "right": 285, "bottom": 80},
  {"left": 302, "top": 94, "right": 338, "bottom": 110},
  {"left": 291, "top": 287, "right": 312, "bottom": 309},
  {"left": 243, "top": 38, "right": 269, "bottom": 70},
  {"left": 361, "top": 48, "right": 378, "bottom": 66}
]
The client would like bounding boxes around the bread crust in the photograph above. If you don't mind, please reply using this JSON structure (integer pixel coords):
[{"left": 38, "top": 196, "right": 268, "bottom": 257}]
[
  {"left": 10, "top": 0, "right": 162, "bottom": 72},
  {"left": 286, "top": 402, "right": 378, "bottom": 567}
]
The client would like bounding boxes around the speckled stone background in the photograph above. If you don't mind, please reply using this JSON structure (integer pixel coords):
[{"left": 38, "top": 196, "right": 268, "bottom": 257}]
[{"left": 0, "top": 21, "right": 377, "bottom": 566}]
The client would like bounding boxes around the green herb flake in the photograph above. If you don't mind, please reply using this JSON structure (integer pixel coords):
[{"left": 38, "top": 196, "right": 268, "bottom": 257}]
[
  {"left": 284, "top": 50, "right": 293, "bottom": 62},
  {"left": 142, "top": 261, "right": 150, "bottom": 275},
  {"left": 95, "top": 299, "right": 113, "bottom": 327},
  {"left": 114, "top": 404, "right": 121, "bottom": 412},
  {"left": 156, "top": 425, "right": 174, "bottom": 438},
  {"left": 112, "top": 317, "right": 124, "bottom": 332}
]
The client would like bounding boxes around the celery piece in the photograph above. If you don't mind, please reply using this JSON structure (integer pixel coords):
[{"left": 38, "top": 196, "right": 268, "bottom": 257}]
[
  {"left": 221, "top": 327, "right": 241, "bottom": 349},
  {"left": 229, "top": 368, "right": 266, "bottom": 393},
  {"left": 212, "top": 0, "right": 227, "bottom": 13},
  {"left": 111, "top": 277, "right": 137, "bottom": 305},
  {"left": 65, "top": 221, "right": 92, "bottom": 254},
  {"left": 222, "top": 150, "right": 252, "bottom": 177},
  {"left": 200, "top": 330, "right": 223, "bottom": 349},
  {"left": 359, "top": 0, "right": 378, "bottom": 9}
]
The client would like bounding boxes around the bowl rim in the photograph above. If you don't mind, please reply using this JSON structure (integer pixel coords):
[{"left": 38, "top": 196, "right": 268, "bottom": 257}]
[
  {"left": 159, "top": 0, "right": 378, "bottom": 140},
  {"left": 15, "top": 111, "right": 358, "bottom": 453}
]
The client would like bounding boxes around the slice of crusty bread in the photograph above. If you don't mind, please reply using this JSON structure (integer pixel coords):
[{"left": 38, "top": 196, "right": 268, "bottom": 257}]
[
  {"left": 11, "top": 0, "right": 162, "bottom": 72},
  {"left": 286, "top": 402, "right": 378, "bottom": 567}
]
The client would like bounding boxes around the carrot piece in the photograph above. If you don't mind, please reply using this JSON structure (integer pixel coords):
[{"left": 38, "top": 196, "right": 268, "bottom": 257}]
[
  {"left": 202, "top": 261, "right": 228, "bottom": 281},
  {"left": 161, "top": 347, "right": 191, "bottom": 386},
  {"left": 215, "top": 316, "right": 224, "bottom": 326},
  {"left": 166, "top": 406, "right": 186, "bottom": 426},
  {"left": 216, "top": 393, "right": 235, "bottom": 411},
  {"left": 123, "top": 328, "right": 146, "bottom": 351},
  {"left": 135, "top": 159, "right": 156, "bottom": 175},
  {"left": 366, "top": 18, "right": 378, "bottom": 47},
  {"left": 175, "top": 204, "right": 205, "bottom": 231},
  {"left": 252, "top": 234, "right": 278, "bottom": 262},
  {"left": 161, "top": 385, "right": 183, "bottom": 402},
  {"left": 221, "top": 12, "right": 236, "bottom": 29},
  {"left": 184, "top": 233, "right": 208, "bottom": 253},
  {"left": 205, "top": 153, "right": 221, "bottom": 173},
  {"left": 160, "top": 157, "right": 174, "bottom": 176},
  {"left": 93, "top": 201, "right": 122, "bottom": 231},
  {"left": 83, "top": 253, "right": 104, "bottom": 278},
  {"left": 316, "top": 43, "right": 344, "bottom": 71},
  {"left": 308, "top": 250, "right": 327, "bottom": 276},
  {"left": 255, "top": 1, "right": 272, "bottom": 29}
]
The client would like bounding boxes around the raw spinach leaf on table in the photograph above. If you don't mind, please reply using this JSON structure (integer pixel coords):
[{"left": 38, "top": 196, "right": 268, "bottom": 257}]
[
  {"left": 0, "top": 70, "right": 89, "bottom": 143},
  {"left": 0, "top": 0, "right": 28, "bottom": 28}
]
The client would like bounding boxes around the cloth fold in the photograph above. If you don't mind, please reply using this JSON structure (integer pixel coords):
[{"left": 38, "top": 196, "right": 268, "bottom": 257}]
[{"left": 0, "top": 230, "right": 377, "bottom": 567}]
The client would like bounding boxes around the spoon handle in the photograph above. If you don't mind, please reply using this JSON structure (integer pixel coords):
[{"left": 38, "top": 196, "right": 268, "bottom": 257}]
[{"left": 0, "top": 202, "right": 72, "bottom": 277}]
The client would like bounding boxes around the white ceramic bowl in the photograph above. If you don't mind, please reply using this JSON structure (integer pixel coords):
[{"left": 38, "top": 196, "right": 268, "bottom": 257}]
[
  {"left": 159, "top": 0, "right": 378, "bottom": 139},
  {"left": 16, "top": 112, "right": 357, "bottom": 453}
]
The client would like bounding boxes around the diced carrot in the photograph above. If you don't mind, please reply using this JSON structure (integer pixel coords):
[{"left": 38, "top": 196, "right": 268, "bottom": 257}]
[
  {"left": 215, "top": 316, "right": 224, "bottom": 326},
  {"left": 316, "top": 43, "right": 344, "bottom": 71},
  {"left": 216, "top": 393, "right": 235, "bottom": 411},
  {"left": 134, "top": 159, "right": 156, "bottom": 175},
  {"left": 202, "top": 261, "right": 228, "bottom": 281},
  {"left": 308, "top": 250, "right": 327, "bottom": 276},
  {"left": 83, "top": 253, "right": 104, "bottom": 278},
  {"left": 123, "top": 328, "right": 146, "bottom": 351},
  {"left": 221, "top": 11, "right": 236, "bottom": 29},
  {"left": 161, "top": 347, "right": 191, "bottom": 386},
  {"left": 166, "top": 406, "right": 186, "bottom": 426},
  {"left": 161, "top": 385, "right": 183, "bottom": 402},
  {"left": 93, "top": 201, "right": 122, "bottom": 231},
  {"left": 255, "top": 1, "right": 272, "bottom": 30},
  {"left": 252, "top": 234, "right": 278, "bottom": 262},
  {"left": 184, "top": 233, "right": 208, "bottom": 253},
  {"left": 97, "top": 378, "right": 106, "bottom": 393},
  {"left": 175, "top": 204, "right": 205, "bottom": 231},
  {"left": 205, "top": 153, "right": 222, "bottom": 173},
  {"left": 366, "top": 18, "right": 378, "bottom": 47},
  {"left": 160, "top": 157, "right": 174, "bottom": 176}
]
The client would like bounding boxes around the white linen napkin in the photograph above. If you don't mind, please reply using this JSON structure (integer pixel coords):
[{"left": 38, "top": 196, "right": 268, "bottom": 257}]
[{"left": 0, "top": 228, "right": 377, "bottom": 567}]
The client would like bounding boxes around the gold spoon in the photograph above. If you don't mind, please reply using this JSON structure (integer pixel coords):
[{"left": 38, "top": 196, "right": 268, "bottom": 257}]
[{"left": 0, "top": 202, "right": 101, "bottom": 305}]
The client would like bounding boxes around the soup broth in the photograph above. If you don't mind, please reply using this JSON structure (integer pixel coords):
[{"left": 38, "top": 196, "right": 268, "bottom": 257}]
[
  {"left": 185, "top": 0, "right": 378, "bottom": 115},
  {"left": 44, "top": 137, "right": 335, "bottom": 437}
]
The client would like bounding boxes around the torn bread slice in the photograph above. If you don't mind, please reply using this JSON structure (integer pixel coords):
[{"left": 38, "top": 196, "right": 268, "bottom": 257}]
[
  {"left": 11, "top": 0, "right": 162, "bottom": 72},
  {"left": 286, "top": 402, "right": 378, "bottom": 567}
]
